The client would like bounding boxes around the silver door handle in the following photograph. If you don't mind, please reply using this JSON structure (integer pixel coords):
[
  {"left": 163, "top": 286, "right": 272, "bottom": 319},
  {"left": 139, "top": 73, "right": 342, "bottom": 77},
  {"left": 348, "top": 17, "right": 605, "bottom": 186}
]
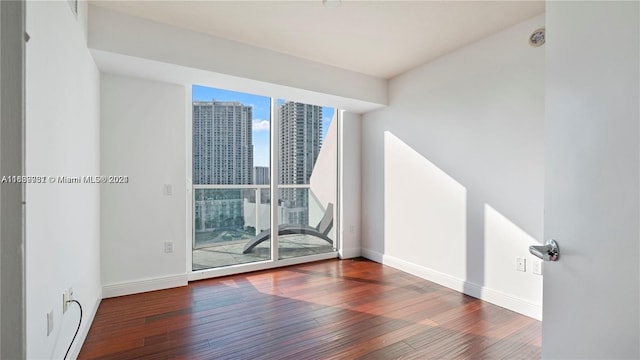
[{"left": 530, "top": 239, "right": 559, "bottom": 261}]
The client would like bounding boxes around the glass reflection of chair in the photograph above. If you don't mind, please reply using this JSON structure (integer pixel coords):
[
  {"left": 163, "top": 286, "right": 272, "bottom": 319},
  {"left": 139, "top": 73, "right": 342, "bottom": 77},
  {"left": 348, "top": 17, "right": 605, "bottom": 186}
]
[{"left": 242, "top": 203, "right": 334, "bottom": 254}]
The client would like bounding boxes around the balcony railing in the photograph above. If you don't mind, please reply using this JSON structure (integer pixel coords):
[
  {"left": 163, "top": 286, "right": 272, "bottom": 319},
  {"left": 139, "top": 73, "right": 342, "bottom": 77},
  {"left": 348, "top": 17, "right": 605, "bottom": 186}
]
[{"left": 192, "top": 184, "right": 334, "bottom": 270}]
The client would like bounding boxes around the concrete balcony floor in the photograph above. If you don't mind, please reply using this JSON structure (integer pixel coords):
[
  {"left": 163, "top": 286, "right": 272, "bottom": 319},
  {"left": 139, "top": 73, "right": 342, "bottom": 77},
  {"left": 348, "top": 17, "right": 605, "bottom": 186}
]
[{"left": 192, "top": 234, "right": 335, "bottom": 270}]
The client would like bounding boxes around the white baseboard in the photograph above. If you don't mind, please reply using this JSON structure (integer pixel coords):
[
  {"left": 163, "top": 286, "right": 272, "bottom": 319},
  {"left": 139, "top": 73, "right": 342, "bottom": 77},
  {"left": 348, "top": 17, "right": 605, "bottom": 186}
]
[
  {"left": 361, "top": 248, "right": 383, "bottom": 263},
  {"left": 361, "top": 248, "right": 542, "bottom": 320},
  {"left": 102, "top": 274, "right": 188, "bottom": 298},
  {"left": 67, "top": 294, "right": 101, "bottom": 360},
  {"left": 339, "top": 247, "right": 361, "bottom": 259}
]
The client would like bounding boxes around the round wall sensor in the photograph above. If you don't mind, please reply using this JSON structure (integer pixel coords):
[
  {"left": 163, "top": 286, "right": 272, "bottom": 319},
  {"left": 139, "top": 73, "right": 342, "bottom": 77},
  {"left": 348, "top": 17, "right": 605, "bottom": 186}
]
[
  {"left": 322, "top": 0, "right": 342, "bottom": 8},
  {"left": 529, "top": 28, "right": 545, "bottom": 47}
]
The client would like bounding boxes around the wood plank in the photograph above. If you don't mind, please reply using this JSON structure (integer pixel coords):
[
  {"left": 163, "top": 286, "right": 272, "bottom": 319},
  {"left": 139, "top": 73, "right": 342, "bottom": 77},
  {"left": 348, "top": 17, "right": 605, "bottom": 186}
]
[{"left": 79, "top": 258, "right": 541, "bottom": 359}]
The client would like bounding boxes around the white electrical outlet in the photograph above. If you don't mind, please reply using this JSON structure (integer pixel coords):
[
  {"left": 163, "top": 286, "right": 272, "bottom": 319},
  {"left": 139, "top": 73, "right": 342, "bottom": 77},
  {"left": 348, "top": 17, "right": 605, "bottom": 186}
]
[
  {"left": 163, "top": 184, "right": 172, "bottom": 196},
  {"left": 46, "top": 310, "right": 54, "bottom": 336},
  {"left": 164, "top": 241, "right": 173, "bottom": 253},
  {"left": 533, "top": 261, "right": 543, "bottom": 275},
  {"left": 63, "top": 290, "right": 69, "bottom": 313},
  {"left": 516, "top": 257, "right": 526, "bottom": 272}
]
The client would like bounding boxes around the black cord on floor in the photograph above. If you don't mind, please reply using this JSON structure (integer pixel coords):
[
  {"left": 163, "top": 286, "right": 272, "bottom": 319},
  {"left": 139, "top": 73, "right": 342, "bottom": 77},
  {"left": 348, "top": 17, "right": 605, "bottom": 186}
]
[{"left": 64, "top": 299, "right": 83, "bottom": 360}]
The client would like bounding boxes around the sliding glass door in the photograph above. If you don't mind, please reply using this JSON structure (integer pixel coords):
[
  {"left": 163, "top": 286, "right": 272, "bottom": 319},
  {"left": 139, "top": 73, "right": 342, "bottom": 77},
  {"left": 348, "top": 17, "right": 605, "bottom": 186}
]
[
  {"left": 277, "top": 100, "right": 337, "bottom": 259},
  {"left": 191, "top": 86, "right": 272, "bottom": 270},
  {"left": 191, "top": 85, "right": 337, "bottom": 273}
]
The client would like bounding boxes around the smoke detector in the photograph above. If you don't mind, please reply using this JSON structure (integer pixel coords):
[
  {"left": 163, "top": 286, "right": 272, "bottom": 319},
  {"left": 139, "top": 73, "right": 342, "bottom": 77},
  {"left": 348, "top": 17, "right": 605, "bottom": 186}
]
[
  {"left": 529, "top": 28, "right": 545, "bottom": 47},
  {"left": 322, "top": 0, "right": 342, "bottom": 8}
]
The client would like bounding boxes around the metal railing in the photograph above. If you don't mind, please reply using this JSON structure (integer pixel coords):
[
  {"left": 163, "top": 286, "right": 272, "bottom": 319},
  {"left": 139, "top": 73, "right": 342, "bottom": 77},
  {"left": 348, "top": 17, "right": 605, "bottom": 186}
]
[{"left": 192, "top": 184, "right": 315, "bottom": 249}]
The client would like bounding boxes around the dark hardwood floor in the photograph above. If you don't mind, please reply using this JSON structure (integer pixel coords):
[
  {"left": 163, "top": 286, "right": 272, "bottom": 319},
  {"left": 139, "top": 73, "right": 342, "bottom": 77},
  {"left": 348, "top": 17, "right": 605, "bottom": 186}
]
[{"left": 79, "top": 258, "right": 541, "bottom": 359}]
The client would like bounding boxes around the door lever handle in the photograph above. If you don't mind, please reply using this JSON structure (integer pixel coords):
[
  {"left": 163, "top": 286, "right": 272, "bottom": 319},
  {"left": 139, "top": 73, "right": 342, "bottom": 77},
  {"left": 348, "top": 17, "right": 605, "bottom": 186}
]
[{"left": 530, "top": 239, "right": 559, "bottom": 261}]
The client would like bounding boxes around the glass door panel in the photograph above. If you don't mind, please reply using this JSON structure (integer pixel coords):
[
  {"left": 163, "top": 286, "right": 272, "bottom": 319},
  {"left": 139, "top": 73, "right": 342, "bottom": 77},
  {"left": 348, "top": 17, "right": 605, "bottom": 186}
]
[
  {"left": 277, "top": 100, "right": 337, "bottom": 259},
  {"left": 192, "top": 85, "right": 271, "bottom": 270}
]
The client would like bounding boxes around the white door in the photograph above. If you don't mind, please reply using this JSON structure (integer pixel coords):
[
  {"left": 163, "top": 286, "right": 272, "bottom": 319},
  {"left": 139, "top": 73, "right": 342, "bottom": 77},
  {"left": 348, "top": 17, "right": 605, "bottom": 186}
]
[{"left": 543, "top": 1, "right": 639, "bottom": 358}]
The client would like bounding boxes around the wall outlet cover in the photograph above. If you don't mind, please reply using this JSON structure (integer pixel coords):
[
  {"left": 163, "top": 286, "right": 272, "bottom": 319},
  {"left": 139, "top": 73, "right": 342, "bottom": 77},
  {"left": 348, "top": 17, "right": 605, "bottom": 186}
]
[
  {"left": 63, "top": 290, "right": 69, "bottom": 313},
  {"left": 533, "top": 261, "right": 543, "bottom": 275},
  {"left": 47, "top": 310, "right": 54, "bottom": 336}
]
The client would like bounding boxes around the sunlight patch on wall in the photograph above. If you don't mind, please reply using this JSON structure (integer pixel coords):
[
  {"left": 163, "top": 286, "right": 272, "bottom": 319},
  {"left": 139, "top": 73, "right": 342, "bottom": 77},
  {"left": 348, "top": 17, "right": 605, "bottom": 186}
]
[
  {"left": 383, "top": 131, "right": 467, "bottom": 279},
  {"left": 484, "top": 203, "right": 542, "bottom": 305}
]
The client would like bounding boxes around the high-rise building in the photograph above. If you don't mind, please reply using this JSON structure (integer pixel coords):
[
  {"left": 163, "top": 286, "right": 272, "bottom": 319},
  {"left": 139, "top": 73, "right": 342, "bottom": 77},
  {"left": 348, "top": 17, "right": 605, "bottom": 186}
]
[
  {"left": 253, "top": 166, "right": 270, "bottom": 185},
  {"left": 278, "top": 101, "right": 322, "bottom": 219},
  {"left": 193, "top": 100, "right": 254, "bottom": 237},
  {"left": 192, "top": 100, "right": 253, "bottom": 185}
]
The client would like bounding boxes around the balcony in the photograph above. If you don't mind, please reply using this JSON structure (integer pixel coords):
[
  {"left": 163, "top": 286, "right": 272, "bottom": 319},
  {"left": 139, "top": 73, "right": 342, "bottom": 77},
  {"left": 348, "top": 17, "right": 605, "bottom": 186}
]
[{"left": 193, "top": 185, "right": 335, "bottom": 270}]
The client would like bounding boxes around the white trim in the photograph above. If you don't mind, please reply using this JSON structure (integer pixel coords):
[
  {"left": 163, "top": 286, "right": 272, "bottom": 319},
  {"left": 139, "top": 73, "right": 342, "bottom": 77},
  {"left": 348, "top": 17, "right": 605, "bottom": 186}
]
[
  {"left": 185, "top": 84, "right": 193, "bottom": 273},
  {"left": 382, "top": 253, "right": 467, "bottom": 293},
  {"left": 270, "top": 97, "right": 278, "bottom": 262},
  {"left": 361, "top": 249, "right": 542, "bottom": 320},
  {"left": 464, "top": 282, "right": 542, "bottom": 321},
  {"left": 339, "top": 248, "right": 361, "bottom": 259},
  {"left": 66, "top": 295, "right": 101, "bottom": 360},
  {"left": 102, "top": 274, "right": 188, "bottom": 298},
  {"left": 361, "top": 248, "right": 383, "bottom": 263},
  {"left": 188, "top": 252, "right": 338, "bottom": 281},
  {"left": 336, "top": 109, "right": 343, "bottom": 259}
]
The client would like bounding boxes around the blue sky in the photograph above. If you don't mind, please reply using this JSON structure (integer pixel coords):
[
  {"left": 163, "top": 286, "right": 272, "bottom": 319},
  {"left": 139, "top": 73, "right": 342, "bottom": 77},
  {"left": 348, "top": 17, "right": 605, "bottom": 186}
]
[{"left": 193, "top": 84, "right": 334, "bottom": 167}]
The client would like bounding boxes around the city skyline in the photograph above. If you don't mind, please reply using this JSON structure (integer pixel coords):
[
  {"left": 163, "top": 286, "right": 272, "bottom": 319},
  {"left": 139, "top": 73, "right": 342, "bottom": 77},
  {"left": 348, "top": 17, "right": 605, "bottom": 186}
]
[
  {"left": 278, "top": 101, "right": 323, "bottom": 224},
  {"left": 192, "top": 87, "right": 328, "bottom": 230},
  {"left": 192, "top": 84, "right": 334, "bottom": 167},
  {"left": 192, "top": 100, "right": 253, "bottom": 185}
]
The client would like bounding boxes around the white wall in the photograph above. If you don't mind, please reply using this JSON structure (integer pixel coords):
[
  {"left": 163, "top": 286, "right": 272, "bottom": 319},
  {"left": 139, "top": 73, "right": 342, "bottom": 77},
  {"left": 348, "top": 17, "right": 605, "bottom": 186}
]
[
  {"left": 543, "top": 2, "right": 639, "bottom": 358},
  {"left": 340, "top": 111, "right": 362, "bottom": 258},
  {"left": 361, "top": 14, "right": 545, "bottom": 318},
  {"left": 25, "top": 1, "right": 102, "bottom": 358},
  {"left": 100, "top": 73, "right": 362, "bottom": 293},
  {"left": 88, "top": 5, "right": 386, "bottom": 113},
  {"left": 101, "top": 73, "right": 187, "bottom": 297}
]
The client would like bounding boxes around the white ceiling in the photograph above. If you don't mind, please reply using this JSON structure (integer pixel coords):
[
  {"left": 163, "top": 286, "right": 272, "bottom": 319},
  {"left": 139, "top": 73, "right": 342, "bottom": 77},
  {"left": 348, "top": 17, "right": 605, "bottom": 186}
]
[{"left": 90, "top": 0, "right": 544, "bottom": 79}]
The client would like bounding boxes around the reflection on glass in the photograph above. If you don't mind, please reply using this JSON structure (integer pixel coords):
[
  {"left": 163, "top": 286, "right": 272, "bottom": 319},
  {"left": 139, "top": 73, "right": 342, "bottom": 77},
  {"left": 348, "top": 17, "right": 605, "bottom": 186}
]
[
  {"left": 191, "top": 86, "right": 338, "bottom": 271},
  {"left": 277, "top": 100, "right": 337, "bottom": 259},
  {"left": 192, "top": 188, "right": 271, "bottom": 270},
  {"left": 277, "top": 188, "right": 335, "bottom": 259},
  {"left": 191, "top": 85, "right": 271, "bottom": 270}
]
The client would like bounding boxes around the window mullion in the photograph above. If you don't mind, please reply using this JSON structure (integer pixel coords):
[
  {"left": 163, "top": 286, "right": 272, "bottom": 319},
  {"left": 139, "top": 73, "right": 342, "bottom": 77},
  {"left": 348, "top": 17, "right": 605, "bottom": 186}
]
[{"left": 270, "top": 97, "right": 279, "bottom": 261}]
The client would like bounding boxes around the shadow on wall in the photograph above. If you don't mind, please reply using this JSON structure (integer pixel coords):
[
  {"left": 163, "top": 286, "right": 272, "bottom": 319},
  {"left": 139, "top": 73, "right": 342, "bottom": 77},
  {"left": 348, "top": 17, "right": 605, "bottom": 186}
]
[{"left": 382, "top": 131, "right": 542, "bottom": 307}]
